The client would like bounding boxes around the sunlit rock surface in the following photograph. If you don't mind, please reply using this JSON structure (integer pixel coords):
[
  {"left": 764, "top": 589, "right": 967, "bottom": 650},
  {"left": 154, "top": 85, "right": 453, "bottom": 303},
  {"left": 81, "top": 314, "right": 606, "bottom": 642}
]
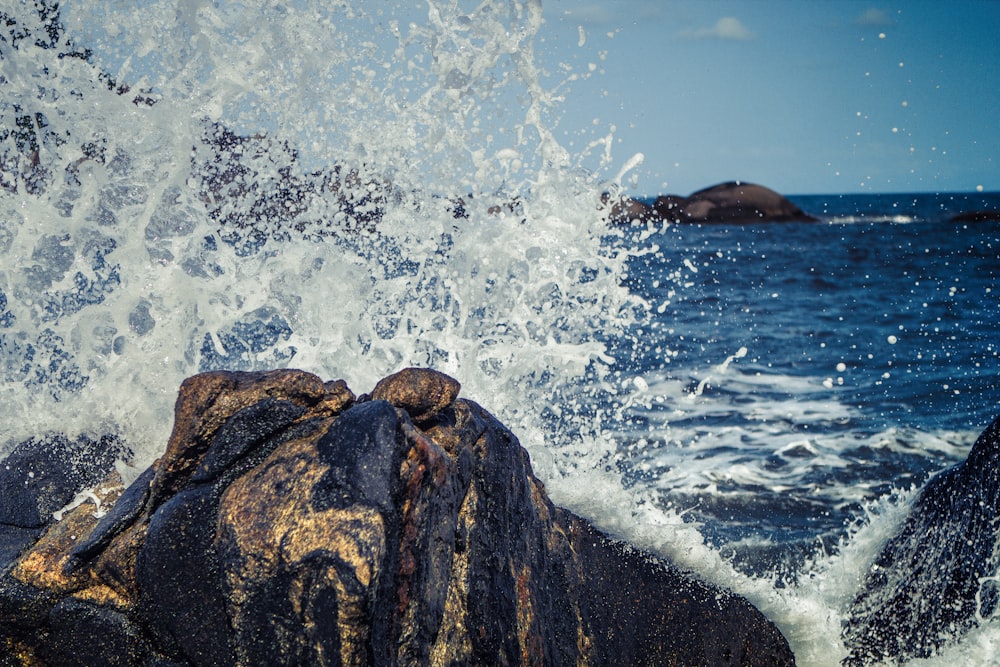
[{"left": 1, "top": 368, "right": 793, "bottom": 666}]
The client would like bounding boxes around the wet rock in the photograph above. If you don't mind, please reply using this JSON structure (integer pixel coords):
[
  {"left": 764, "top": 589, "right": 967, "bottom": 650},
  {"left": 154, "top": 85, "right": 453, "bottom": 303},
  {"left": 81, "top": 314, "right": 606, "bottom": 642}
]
[
  {"left": 843, "top": 415, "right": 1000, "bottom": 665},
  {"left": 37, "top": 598, "right": 148, "bottom": 667},
  {"left": 949, "top": 210, "right": 1000, "bottom": 223},
  {"left": 1, "top": 368, "right": 793, "bottom": 666},
  {"left": 370, "top": 367, "right": 460, "bottom": 423},
  {"left": 0, "top": 433, "right": 129, "bottom": 567}
]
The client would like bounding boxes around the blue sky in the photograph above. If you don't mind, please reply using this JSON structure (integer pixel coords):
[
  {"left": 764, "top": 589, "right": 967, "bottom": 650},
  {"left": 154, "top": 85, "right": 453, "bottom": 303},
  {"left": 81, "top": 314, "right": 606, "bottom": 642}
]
[
  {"left": 540, "top": 1, "right": 1000, "bottom": 195},
  {"left": 63, "top": 0, "right": 998, "bottom": 197}
]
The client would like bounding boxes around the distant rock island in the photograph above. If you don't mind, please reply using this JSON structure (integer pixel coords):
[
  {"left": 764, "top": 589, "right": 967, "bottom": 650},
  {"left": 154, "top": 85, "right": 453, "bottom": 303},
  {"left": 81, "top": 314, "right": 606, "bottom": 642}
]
[{"left": 606, "top": 181, "right": 818, "bottom": 225}]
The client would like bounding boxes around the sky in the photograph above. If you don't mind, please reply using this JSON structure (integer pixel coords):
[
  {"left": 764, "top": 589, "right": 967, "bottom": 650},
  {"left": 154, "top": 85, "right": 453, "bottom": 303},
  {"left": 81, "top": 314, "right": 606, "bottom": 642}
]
[
  {"left": 537, "top": 1, "right": 1000, "bottom": 195},
  {"left": 58, "top": 0, "right": 999, "bottom": 197}
]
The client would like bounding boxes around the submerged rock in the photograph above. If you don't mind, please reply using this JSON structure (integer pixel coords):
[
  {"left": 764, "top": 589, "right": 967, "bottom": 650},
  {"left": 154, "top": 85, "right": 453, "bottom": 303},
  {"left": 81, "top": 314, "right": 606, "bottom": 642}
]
[
  {"left": 1, "top": 367, "right": 793, "bottom": 666},
  {"left": 843, "top": 415, "right": 1000, "bottom": 665},
  {"left": 949, "top": 210, "right": 1000, "bottom": 223}
]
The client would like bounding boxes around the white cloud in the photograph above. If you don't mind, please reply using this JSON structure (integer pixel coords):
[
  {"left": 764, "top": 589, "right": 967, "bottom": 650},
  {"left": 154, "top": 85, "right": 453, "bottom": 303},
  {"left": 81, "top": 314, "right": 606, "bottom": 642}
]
[
  {"left": 855, "top": 8, "right": 893, "bottom": 27},
  {"left": 683, "top": 17, "right": 756, "bottom": 41}
]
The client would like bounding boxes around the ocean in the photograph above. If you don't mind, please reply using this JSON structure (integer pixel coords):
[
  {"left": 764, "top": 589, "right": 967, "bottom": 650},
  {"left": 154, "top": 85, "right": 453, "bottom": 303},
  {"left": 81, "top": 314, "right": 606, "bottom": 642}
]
[
  {"left": 617, "top": 194, "right": 1000, "bottom": 575},
  {"left": 2, "top": 2, "right": 999, "bottom": 664}
]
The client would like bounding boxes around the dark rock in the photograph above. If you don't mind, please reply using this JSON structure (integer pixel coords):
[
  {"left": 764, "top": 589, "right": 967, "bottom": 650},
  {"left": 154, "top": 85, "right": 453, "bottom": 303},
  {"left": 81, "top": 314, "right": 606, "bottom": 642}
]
[
  {"left": 602, "top": 193, "right": 658, "bottom": 224},
  {"left": 679, "top": 181, "right": 817, "bottom": 223},
  {"left": 843, "top": 415, "right": 1000, "bottom": 665},
  {"left": 0, "top": 433, "right": 128, "bottom": 530},
  {"left": 949, "top": 210, "right": 1000, "bottom": 223},
  {"left": 38, "top": 598, "right": 147, "bottom": 667},
  {"left": 611, "top": 181, "right": 817, "bottom": 225},
  {"left": 312, "top": 400, "right": 405, "bottom": 514},
  {"left": 570, "top": 519, "right": 791, "bottom": 665},
  {"left": 0, "top": 576, "right": 59, "bottom": 631},
  {"left": 191, "top": 398, "right": 307, "bottom": 484},
  {"left": 1, "top": 368, "right": 794, "bottom": 666},
  {"left": 652, "top": 194, "right": 689, "bottom": 222},
  {"left": 0, "top": 433, "right": 129, "bottom": 568},
  {"left": 138, "top": 485, "right": 235, "bottom": 666},
  {"left": 0, "top": 524, "right": 44, "bottom": 575}
]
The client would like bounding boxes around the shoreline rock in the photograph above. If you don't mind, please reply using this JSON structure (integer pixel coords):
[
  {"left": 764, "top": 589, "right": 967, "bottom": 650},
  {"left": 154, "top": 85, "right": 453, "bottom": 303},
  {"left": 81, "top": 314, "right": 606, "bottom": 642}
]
[
  {"left": 1, "top": 368, "right": 794, "bottom": 666},
  {"left": 842, "top": 414, "right": 1000, "bottom": 665}
]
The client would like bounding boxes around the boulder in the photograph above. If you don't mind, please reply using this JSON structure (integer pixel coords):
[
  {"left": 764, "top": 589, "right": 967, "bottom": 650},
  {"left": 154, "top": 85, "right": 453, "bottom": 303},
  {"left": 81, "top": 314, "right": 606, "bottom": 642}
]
[
  {"left": 673, "top": 182, "right": 817, "bottom": 224},
  {"left": 843, "top": 415, "right": 1000, "bottom": 665},
  {"left": 1, "top": 368, "right": 794, "bottom": 666}
]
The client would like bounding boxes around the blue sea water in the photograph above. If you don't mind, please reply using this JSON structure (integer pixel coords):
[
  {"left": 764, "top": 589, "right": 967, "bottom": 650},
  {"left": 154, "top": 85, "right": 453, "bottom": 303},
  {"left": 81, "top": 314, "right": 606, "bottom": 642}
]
[{"left": 613, "top": 194, "right": 1000, "bottom": 573}]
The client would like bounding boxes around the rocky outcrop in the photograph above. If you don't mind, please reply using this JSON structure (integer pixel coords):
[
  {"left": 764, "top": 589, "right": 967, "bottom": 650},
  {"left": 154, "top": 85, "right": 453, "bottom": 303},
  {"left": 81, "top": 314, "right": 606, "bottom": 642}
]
[
  {"left": 1, "top": 368, "right": 794, "bottom": 666},
  {"left": 842, "top": 415, "right": 1000, "bottom": 665},
  {"left": 672, "top": 182, "right": 817, "bottom": 223},
  {"left": 949, "top": 210, "right": 1000, "bottom": 223},
  {"left": 0, "top": 434, "right": 130, "bottom": 569},
  {"left": 606, "top": 181, "right": 817, "bottom": 225}
]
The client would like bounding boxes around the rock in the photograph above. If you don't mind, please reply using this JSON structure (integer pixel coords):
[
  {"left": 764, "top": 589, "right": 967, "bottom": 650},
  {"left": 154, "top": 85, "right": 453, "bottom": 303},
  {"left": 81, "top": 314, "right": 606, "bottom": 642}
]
[
  {"left": 677, "top": 181, "right": 817, "bottom": 223},
  {"left": 601, "top": 193, "right": 658, "bottom": 224},
  {"left": 652, "top": 194, "right": 689, "bottom": 222},
  {"left": 1, "top": 368, "right": 794, "bottom": 666},
  {"left": 611, "top": 182, "right": 817, "bottom": 225},
  {"left": 370, "top": 367, "right": 460, "bottom": 423},
  {"left": 949, "top": 210, "right": 1000, "bottom": 223},
  {"left": 842, "top": 415, "right": 1000, "bottom": 665},
  {"left": 0, "top": 433, "right": 129, "bottom": 568}
]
